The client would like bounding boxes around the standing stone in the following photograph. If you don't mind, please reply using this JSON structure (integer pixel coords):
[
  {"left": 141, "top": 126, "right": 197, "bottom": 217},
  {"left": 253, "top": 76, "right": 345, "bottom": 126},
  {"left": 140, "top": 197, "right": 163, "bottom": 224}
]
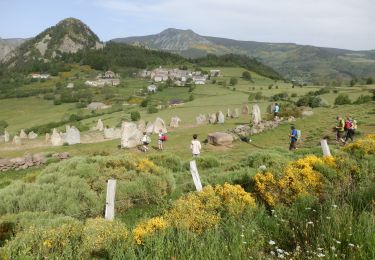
[
  {"left": 65, "top": 125, "right": 71, "bottom": 133},
  {"left": 242, "top": 104, "right": 249, "bottom": 115},
  {"left": 121, "top": 122, "right": 143, "bottom": 148},
  {"left": 64, "top": 126, "right": 80, "bottom": 145},
  {"left": 12, "top": 135, "right": 21, "bottom": 145},
  {"left": 207, "top": 132, "right": 234, "bottom": 146},
  {"left": 45, "top": 133, "right": 50, "bottom": 143},
  {"left": 227, "top": 108, "right": 232, "bottom": 118},
  {"left": 95, "top": 119, "right": 104, "bottom": 131},
  {"left": 104, "top": 127, "right": 121, "bottom": 139},
  {"left": 138, "top": 120, "right": 146, "bottom": 133},
  {"left": 4, "top": 130, "right": 9, "bottom": 143},
  {"left": 196, "top": 114, "right": 206, "bottom": 125},
  {"left": 28, "top": 131, "right": 38, "bottom": 140},
  {"left": 51, "top": 129, "right": 63, "bottom": 146},
  {"left": 170, "top": 116, "right": 181, "bottom": 128},
  {"left": 270, "top": 103, "right": 276, "bottom": 114},
  {"left": 153, "top": 117, "right": 167, "bottom": 133},
  {"left": 209, "top": 113, "right": 217, "bottom": 124},
  {"left": 146, "top": 122, "right": 154, "bottom": 134},
  {"left": 321, "top": 139, "right": 331, "bottom": 157},
  {"left": 217, "top": 111, "right": 225, "bottom": 124},
  {"left": 252, "top": 104, "right": 262, "bottom": 125},
  {"left": 19, "top": 129, "right": 27, "bottom": 139},
  {"left": 232, "top": 108, "right": 240, "bottom": 118}
]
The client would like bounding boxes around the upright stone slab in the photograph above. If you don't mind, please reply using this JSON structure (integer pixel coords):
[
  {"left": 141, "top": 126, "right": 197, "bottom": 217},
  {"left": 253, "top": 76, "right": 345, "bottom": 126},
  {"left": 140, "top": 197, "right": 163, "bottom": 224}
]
[
  {"left": 45, "top": 133, "right": 50, "bottom": 143},
  {"left": 138, "top": 120, "right": 146, "bottom": 133},
  {"left": 65, "top": 125, "right": 71, "bottom": 133},
  {"left": 96, "top": 119, "right": 104, "bottom": 131},
  {"left": 64, "top": 126, "right": 80, "bottom": 145},
  {"left": 252, "top": 104, "right": 262, "bottom": 125},
  {"left": 12, "top": 135, "right": 21, "bottom": 145},
  {"left": 104, "top": 127, "right": 121, "bottom": 139},
  {"left": 232, "top": 108, "right": 240, "bottom": 118},
  {"left": 209, "top": 113, "right": 217, "bottom": 124},
  {"left": 145, "top": 122, "right": 154, "bottom": 134},
  {"left": 321, "top": 139, "right": 331, "bottom": 157},
  {"left": 4, "top": 130, "right": 9, "bottom": 143},
  {"left": 242, "top": 104, "right": 249, "bottom": 115},
  {"left": 170, "top": 116, "right": 181, "bottom": 128},
  {"left": 217, "top": 111, "right": 225, "bottom": 124},
  {"left": 196, "top": 114, "right": 206, "bottom": 125},
  {"left": 153, "top": 117, "right": 167, "bottom": 133},
  {"left": 121, "top": 122, "right": 143, "bottom": 148},
  {"left": 51, "top": 129, "right": 63, "bottom": 146},
  {"left": 19, "top": 129, "right": 27, "bottom": 139},
  {"left": 28, "top": 131, "right": 38, "bottom": 140},
  {"left": 227, "top": 108, "right": 232, "bottom": 118}
]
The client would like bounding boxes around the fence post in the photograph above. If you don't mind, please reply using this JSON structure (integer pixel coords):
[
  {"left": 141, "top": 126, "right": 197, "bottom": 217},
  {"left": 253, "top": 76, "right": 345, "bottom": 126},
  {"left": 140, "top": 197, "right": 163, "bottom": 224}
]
[
  {"left": 189, "top": 160, "right": 203, "bottom": 192},
  {"left": 320, "top": 139, "right": 331, "bottom": 157},
  {"left": 105, "top": 179, "right": 116, "bottom": 221}
]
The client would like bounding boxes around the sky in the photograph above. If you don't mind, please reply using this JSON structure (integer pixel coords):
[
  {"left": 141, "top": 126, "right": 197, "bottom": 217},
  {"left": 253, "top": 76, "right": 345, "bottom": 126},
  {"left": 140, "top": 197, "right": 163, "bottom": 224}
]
[{"left": 0, "top": 0, "right": 374, "bottom": 50}]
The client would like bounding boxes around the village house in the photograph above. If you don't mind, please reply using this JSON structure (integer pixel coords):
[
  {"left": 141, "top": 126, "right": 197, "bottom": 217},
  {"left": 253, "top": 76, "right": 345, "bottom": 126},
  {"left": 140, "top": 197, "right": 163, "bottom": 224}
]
[
  {"left": 85, "top": 70, "right": 120, "bottom": 87},
  {"left": 147, "top": 84, "right": 157, "bottom": 93},
  {"left": 210, "top": 69, "right": 221, "bottom": 77},
  {"left": 30, "top": 73, "right": 50, "bottom": 79},
  {"left": 192, "top": 75, "right": 207, "bottom": 85},
  {"left": 87, "top": 102, "right": 111, "bottom": 111}
]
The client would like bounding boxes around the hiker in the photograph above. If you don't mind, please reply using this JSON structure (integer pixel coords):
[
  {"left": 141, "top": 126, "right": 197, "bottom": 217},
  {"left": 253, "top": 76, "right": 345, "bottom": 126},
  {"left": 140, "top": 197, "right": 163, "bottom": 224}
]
[
  {"left": 289, "top": 125, "right": 298, "bottom": 150},
  {"left": 141, "top": 132, "right": 151, "bottom": 152},
  {"left": 274, "top": 103, "right": 280, "bottom": 117},
  {"left": 335, "top": 116, "right": 345, "bottom": 143},
  {"left": 190, "top": 134, "right": 202, "bottom": 157},
  {"left": 158, "top": 129, "right": 166, "bottom": 150},
  {"left": 345, "top": 117, "right": 357, "bottom": 143}
]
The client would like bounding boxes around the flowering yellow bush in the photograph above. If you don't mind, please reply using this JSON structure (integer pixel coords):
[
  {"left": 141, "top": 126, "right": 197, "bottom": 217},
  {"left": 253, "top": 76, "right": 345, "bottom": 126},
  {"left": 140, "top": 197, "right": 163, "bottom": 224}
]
[
  {"left": 133, "top": 217, "right": 169, "bottom": 245},
  {"left": 104, "top": 158, "right": 160, "bottom": 174},
  {"left": 132, "top": 184, "right": 256, "bottom": 244},
  {"left": 344, "top": 135, "right": 375, "bottom": 155},
  {"left": 254, "top": 155, "right": 336, "bottom": 207},
  {"left": 135, "top": 159, "right": 160, "bottom": 174},
  {"left": 81, "top": 218, "right": 128, "bottom": 253}
]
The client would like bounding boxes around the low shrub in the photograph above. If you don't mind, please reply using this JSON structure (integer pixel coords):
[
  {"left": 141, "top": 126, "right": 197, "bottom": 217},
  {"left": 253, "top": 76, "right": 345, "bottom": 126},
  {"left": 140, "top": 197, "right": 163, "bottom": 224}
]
[
  {"left": 334, "top": 94, "right": 351, "bottom": 105},
  {"left": 353, "top": 95, "right": 372, "bottom": 104},
  {"left": 296, "top": 95, "right": 322, "bottom": 107},
  {"left": 148, "top": 153, "right": 183, "bottom": 172},
  {"left": 130, "top": 111, "right": 141, "bottom": 121}
]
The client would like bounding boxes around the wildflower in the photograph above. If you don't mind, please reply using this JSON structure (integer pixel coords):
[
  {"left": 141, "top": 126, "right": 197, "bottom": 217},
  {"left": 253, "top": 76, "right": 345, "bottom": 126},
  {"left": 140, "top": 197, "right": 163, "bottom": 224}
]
[
  {"left": 332, "top": 204, "right": 338, "bottom": 208},
  {"left": 269, "top": 240, "right": 276, "bottom": 245},
  {"left": 243, "top": 241, "right": 247, "bottom": 244},
  {"left": 307, "top": 221, "right": 314, "bottom": 225},
  {"left": 326, "top": 217, "right": 331, "bottom": 220},
  {"left": 317, "top": 247, "right": 323, "bottom": 251},
  {"left": 331, "top": 246, "right": 336, "bottom": 251},
  {"left": 348, "top": 243, "right": 355, "bottom": 247},
  {"left": 277, "top": 248, "right": 284, "bottom": 254},
  {"left": 317, "top": 253, "right": 325, "bottom": 258},
  {"left": 270, "top": 251, "right": 275, "bottom": 255},
  {"left": 241, "top": 234, "right": 244, "bottom": 237},
  {"left": 335, "top": 240, "right": 341, "bottom": 244},
  {"left": 305, "top": 207, "right": 311, "bottom": 210}
]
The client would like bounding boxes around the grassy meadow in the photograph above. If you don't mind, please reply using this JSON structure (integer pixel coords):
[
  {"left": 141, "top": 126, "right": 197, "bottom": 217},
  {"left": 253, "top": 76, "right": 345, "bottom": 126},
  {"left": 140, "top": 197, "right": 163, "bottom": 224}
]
[{"left": 0, "top": 66, "right": 375, "bottom": 259}]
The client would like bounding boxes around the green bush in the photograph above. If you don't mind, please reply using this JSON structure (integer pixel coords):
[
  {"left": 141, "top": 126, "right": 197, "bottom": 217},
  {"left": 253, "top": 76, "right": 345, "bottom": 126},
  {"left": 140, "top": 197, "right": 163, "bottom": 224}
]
[
  {"left": 148, "top": 154, "right": 184, "bottom": 172},
  {"left": 0, "top": 120, "right": 8, "bottom": 134},
  {"left": 353, "top": 95, "right": 372, "bottom": 104},
  {"left": 296, "top": 95, "right": 322, "bottom": 107},
  {"left": 334, "top": 94, "right": 351, "bottom": 105},
  {"left": 147, "top": 105, "right": 158, "bottom": 114},
  {"left": 184, "top": 156, "right": 220, "bottom": 170},
  {"left": 243, "top": 150, "right": 290, "bottom": 174},
  {"left": 130, "top": 111, "right": 141, "bottom": 121}
]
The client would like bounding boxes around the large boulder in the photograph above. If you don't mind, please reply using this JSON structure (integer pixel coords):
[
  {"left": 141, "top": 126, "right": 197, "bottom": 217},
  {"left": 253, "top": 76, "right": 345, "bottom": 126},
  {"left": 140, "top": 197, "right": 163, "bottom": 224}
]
[
  {"left": 104, "top": 127, "right": 121, "bottom": 139},
  {"left": 208, "top": 132, "right": 234, "bottom": 146},
  {"left": 19, "top": 129, "right": 27, "bottom": 139},
  {"left": 51, "top": 129, "right": 63, "bottom": 146},
  {"left": 217, "top": 111, "right": 225, "bottom": 124},
  {"left": 121, "top": 122, "right": 143, "bottom": 148},
  {"left": 209, "top": 113, "right": 217, "bottom": 124},
  {"left": 252, "top": 104, "right": 262, "bottom": 125},
  {"left": 231, "top": 108, "right": 240, "bottom": 118},
  {"left": 300, "top": 106, "right": 314, "bottom": 117},
  {"left": 28, "top": 131, "right": 38, "bottom": 140},
  {"left": 170, "top": 116, "right": 181, "bottom": 128},
  {"left": 138, "top": 120, "right": 146, "bottom": 132},
  {"left": 64, "top": 126, "right": 81, "bottom": 145}
]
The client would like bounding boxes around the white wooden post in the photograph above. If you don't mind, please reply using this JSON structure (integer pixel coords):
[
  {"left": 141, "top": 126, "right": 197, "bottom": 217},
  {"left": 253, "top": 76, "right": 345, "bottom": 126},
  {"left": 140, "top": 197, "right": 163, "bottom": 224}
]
[
  {"left": 105, "top": 179, "right": 116, "bottom": 220},
  {"left": 189, "top": 160, "right": 203, "bottom": 192},
  {"left": 320, "top": 139, "right": 331, "bottom": 157}
]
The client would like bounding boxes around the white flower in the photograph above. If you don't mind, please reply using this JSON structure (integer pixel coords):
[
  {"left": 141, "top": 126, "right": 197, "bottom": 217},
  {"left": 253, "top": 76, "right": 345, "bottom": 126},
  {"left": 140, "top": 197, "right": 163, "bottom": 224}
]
[
  {"left": 317, "top": 247, "right": 323, "bottom": 251},
  {"left": 241, "top": 234, "right": 245, "bottom": 237},
  {"left": 278, "top": 254, "right": 284, "bottom": 259},
  {"left": 270, "top": 251, "right": 275, "bottom": 255},
  {"left": 331, "top": 246, "right": 336, "bottom": 251},
  {"left": 269, "top": 240, "right": 276, "bottom": 245},
  {"left": 348, "top": 243, "right": 355, "bottom": 247},
  {"left": 243, "top": 241, "right": 247, "bottom": 244},
  {"left": 335, "top": 240, "right": 341, "bottom": 244},
  {"left": 305, "top": 207, "right": 311, "bottom": 210},
  {"left": 332, "top": 204, "right": 338, "bottom": 208},
  {"left": 307, "top": 221, "right": 314, "bottom": 225},
  {"left": 326, "top": 217, "right": 331, "bottom": 220},
  {"left": 317, "top": 253, "right": 325, "bottom": 258},
  {"left": 277, "top": 248, "right": 284, "bottom": 254}
]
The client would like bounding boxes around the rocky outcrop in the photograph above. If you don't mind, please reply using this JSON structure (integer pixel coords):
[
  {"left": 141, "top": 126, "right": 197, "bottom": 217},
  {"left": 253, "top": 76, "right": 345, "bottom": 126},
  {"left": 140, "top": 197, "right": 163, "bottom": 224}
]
[
  {"left": 121, "top": 122, "right": 143, "bottom": 148},
  {"left": 64, "top": 126, "right": 80, "bottom": 145},
  {"left": 208, "top": 132, "right": 234, "bottom": 146},
  {"left": 0, "top": 154, "right": 44, "bottom": 172}
]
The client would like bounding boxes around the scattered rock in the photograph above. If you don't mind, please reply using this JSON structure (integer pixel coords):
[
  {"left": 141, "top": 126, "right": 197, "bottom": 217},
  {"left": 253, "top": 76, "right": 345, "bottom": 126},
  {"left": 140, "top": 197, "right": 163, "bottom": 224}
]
[
  {"left": 53, "top": 152, "right": 70, "bottom": 160},
  {"left": 287, "top": 116, "right": 296, "bottom": 122},
  {"left": 0, "top": 153, "right": 46, "bottom": 172},
  {"left": 208, "top": 132, "right": 234, "bottom": 146},
  {"left": 300, "top": 106, "right": 314, "bottom": 117},
  {"left": 258, "top": 165, "right": 267, "bottom": 172}
]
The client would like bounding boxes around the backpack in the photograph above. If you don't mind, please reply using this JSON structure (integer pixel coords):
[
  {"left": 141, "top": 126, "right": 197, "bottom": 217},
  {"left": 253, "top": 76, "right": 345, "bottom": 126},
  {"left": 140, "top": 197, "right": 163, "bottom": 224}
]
[
  {"left": 160, "top": 134, "right": 168, "bottom": 141},
  {"left": 296, "top": 130, "right": 301, "bottom": 140},
  {"left": 344, "top": 120, "right": 352, "bottom": 130}
]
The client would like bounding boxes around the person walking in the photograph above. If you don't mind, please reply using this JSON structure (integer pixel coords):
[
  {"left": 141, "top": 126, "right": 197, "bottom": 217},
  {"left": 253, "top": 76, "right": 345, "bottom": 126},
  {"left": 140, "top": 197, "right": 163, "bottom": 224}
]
[
  {"left": 345, "top": 117, "right": 357, "bottom": 143},
  {"left": 274, "top": 103, "right": 280, "bottom": 117},
  {"left": 289, "top": 126, "right": 298, "bottom": 150},
  {"left": 158, "top": 129, "right": 165, "bottom": 151},
  {"left": 335, "top": 116, "right": 345, "bottom": 143},
  {"left": 190, "top": 134, "right": 202, "bottom": 157},
  {"left": 141, "top": 132, "right": 151, "bottom": 152}
]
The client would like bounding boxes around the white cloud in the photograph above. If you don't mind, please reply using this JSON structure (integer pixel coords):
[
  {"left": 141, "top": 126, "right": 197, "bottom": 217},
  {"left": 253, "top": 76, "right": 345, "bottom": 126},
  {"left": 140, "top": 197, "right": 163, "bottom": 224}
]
[{"left": 95, "top": 0, "right": 375, "bottom": 49}]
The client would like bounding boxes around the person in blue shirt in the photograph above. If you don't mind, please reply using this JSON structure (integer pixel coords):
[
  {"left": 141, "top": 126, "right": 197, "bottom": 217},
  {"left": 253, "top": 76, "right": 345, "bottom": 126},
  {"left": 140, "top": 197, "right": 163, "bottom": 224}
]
[
  {"left": 289, "top": 126, "right": 298, "bottom": 150},
  {"left": 274, "top": 103, "right": 280, "bottom": 117}
]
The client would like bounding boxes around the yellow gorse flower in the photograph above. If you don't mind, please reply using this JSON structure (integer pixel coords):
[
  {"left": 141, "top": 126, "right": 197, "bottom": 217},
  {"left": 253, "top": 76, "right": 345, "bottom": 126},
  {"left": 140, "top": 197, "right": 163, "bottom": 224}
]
[{"left": 344, "top": 134, "right": 375, "bottom": 155}]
